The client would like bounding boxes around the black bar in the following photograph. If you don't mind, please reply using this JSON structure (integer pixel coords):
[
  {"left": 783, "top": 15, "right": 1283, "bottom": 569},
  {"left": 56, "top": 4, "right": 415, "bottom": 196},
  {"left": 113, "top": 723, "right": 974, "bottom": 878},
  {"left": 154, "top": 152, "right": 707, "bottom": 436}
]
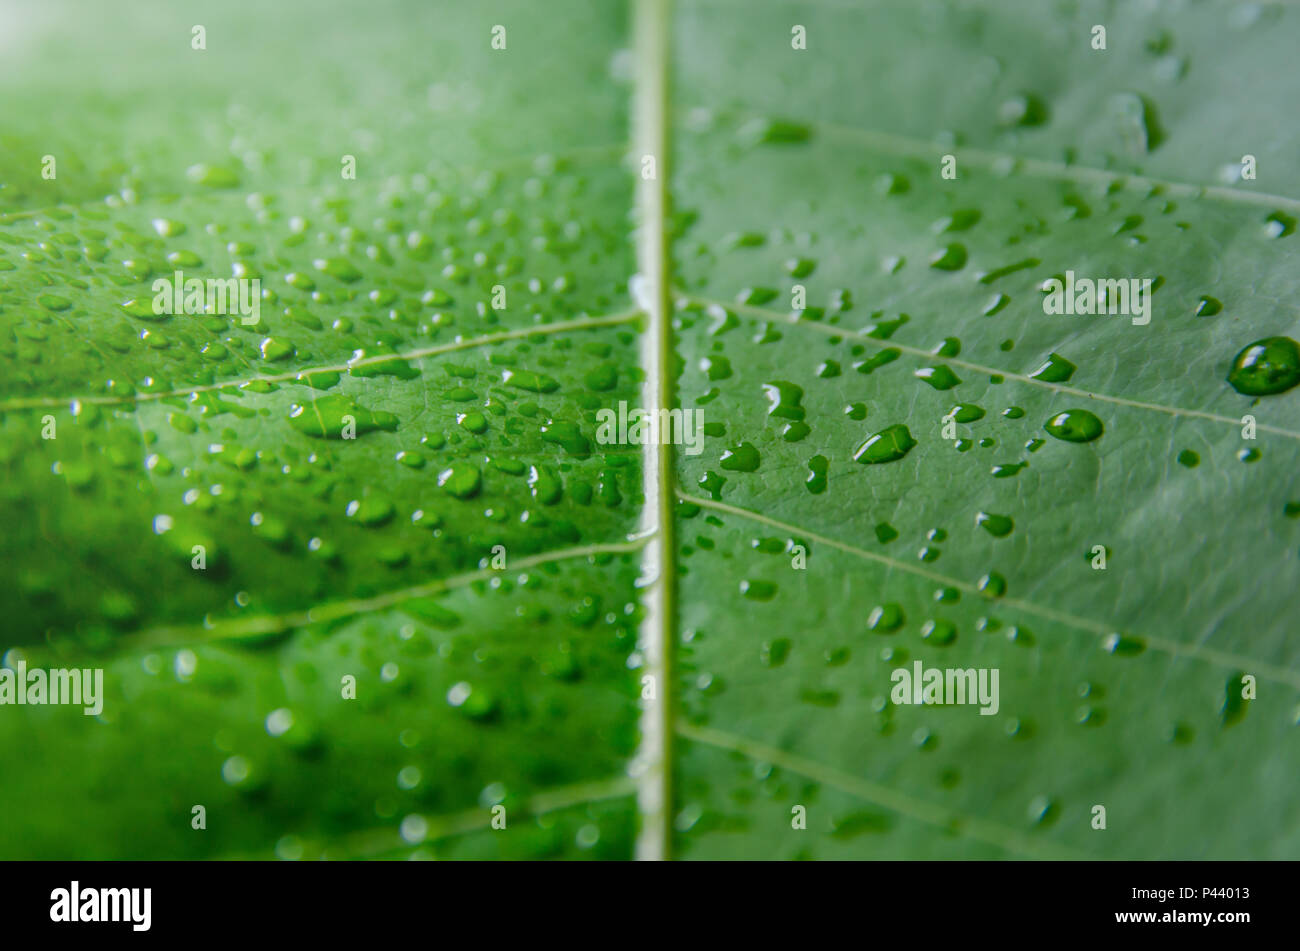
[{"left": 8, "top": 861, "right": 1279, "bottom": 938}]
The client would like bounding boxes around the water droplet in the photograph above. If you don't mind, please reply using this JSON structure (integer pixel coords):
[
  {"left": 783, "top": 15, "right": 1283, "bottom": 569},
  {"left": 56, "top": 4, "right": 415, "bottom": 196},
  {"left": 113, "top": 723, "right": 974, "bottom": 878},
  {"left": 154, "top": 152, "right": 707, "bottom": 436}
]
[
  {"left": 855, "top": 349, "right": 900, "bottom": 374},
  {"left": 187, "top": 164, "right": 240, "bottom": 188},
  {"left": 503, "top": 369, "right": 560, "bottom": 393},
  {"left": 314, "top": 256, "right": 362, "bottom": 283},
  {"left": 585, "top": 363, "right": 618, "bottom": 391},
  {"left": 929, "top": 243, "right": 967, "bottom": 271},
  {"left": 152, "top": 218, "right": 186, "bottom": 238},
  {"left": 868, "top": 603, "right": 905, "bottom": 633},
  {"left": 1028, "top": 352, "right": 1076, "bottom": 383},
  {"left": 915, "top": 366, "right": 962, "bottom": 390},
  {"left": 346, "top": 495, "right": 395, "bottom": 527},
  {"left": 799, "top": 688, "right": 840, "bottom": 708},
  {"left": 166, "top": 250, "right": 202, "bottom": 267},
  {"left": 250, "top": 512, "right": 290, "bottom": 548},
  {"left": 782, "top": 421, "right": 810, "bottom": 442},
  {"left": 760, "top": 638, "right": 791, "bottom": 667},
  {"left": 1195, "top": 296, "right": 1222, "bottom": 317},
  {"left": 121, "top": 297, "right": 163, "bottom": 320},
  {"left": 37, "top": 293, "right": 71, "bottom": 311},
  {"left": 763, "top": 381, "right": 805, "bottom": 420},
  {"left": 976, "top": 512, "right": 1014, "bottom": 538},
  {"left": 1044, "top": 409, "right": 1104, "bottom": 443},
  {"left": 288, "top": 395, "right": 397, "bottom": 438},
  {"left": 1227, "top": 337, "right": 1300, "bottom": 395},
  {"left": 920, "top": 619, "right": 956, "bottom": 646},
  {"left": 1110, "top": 91, "right": 1165, "bottom": 153},
  {"left": 260, "top": 337, "right": 295, "bottom": 361},
  {"left": 1221, "top": 673, "right": 1248, "bottom": 727},
  {"left": 698, "top": 470, "right": 726, "bottom": 499},
  {"left": 854, "top": 424, "right": 917, "bottom": 464},
  {"left": 738, "top": 117, "right": 811, "bottom": 145},
  {"left": 805, "top": 455, "right": 828, "bottom": 494},
  {"left": 458, "top": 411, "right": 488, "bottom": 434},
  {"left": 1264, "top": 211, "right": 1296, "bottom": 239},
  {"left": 528, "top": 465, "right": 563, "bottom": 505},
  {"left": 720, "top": 442, "right": 761, "bottom": 472},
  {"left": 1102, "top": 632, "right": 1146, "bottom": 656},
  {"left": 740, "top": 579, "right": 777, "bottom": 600},
  {"left": 983, "top": 293, "right": 1010, "bottom": 316},
  {"left": 1026, "top": 795, "right": 1058, "bottom": 826},
  {"left": 948, "top": 403, "right": 985, "bottom": 423},
  {"left": 446, "top": 681, "right": 497, "bottom": 720},
  {"left": 785, "top": 257, "right": 816, "bottom": 278},
  {"left": 222, "top": 755, "right": 252, "bottom": 786},
  {"left": 438, "top": 465, "right": 482, "bottom": 499},
  {"left": 937, "top": 209, "right": 981, "bottom": 232},
  {"left": 999, "top": 93, "right": 1049, "bottom": 127}
]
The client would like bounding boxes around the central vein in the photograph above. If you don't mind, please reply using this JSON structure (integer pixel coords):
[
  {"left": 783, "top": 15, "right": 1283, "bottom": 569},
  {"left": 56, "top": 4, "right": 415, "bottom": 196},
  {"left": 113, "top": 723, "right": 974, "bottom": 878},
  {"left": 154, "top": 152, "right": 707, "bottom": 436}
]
[{"left": 631, "top": 0, "right": 675, "bottom": 861}]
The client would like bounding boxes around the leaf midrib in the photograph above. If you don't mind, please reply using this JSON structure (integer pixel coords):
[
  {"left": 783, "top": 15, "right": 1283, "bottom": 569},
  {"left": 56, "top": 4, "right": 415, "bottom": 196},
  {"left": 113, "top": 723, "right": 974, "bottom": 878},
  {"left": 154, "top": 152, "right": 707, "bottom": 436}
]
[{"left": 631, "top": 0, "right": 676, "bottom": 861}]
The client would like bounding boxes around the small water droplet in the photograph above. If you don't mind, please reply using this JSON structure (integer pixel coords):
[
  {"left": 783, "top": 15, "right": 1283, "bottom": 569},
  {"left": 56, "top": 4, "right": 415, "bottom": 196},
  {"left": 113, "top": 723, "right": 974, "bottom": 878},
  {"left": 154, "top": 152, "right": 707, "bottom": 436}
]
[
  {"left": 805, "top": 455, "right": 828, "bottom": 494},
  {"left": 920, "top": 619, "right": 956, "bottom": 645},
  {"left": 1195, "top": 296, "right": 1222, "bottom": 317},
  {"left": 975, "top": 512, "right": 1014, "bottom": 538},
  {"left": 929, "top": 243, "right": 967, "bottom": 271},
  {"left": 868, "top": 603, "right": 905, "bottom": 633}
]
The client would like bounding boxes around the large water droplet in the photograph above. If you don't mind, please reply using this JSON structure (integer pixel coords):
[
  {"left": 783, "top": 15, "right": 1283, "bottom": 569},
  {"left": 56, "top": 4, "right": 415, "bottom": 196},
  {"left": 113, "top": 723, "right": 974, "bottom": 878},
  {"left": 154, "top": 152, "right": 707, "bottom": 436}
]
[
  {"left": 438, "top": 465, "right": 482, "bottom": 499},
  {"left": 1029, "top": 353, "right": 1076, "bottom": 383},
  {"left": 1226, "top": 337, "right": 1300, "bottom": 395},
  {"left": 1043, "top": 409, "right": 1104, "bottom": 443},
  {"left": 288, "top": 395, "right": 398, "bottom": 438},
  {"left": 720, "top": 442, "right": 761, "bottom": 472},
  {"left": 868, "top": 603, "right": 905, "bottom": 633},
  {"left": 854, "top": 424, "right": 917, "bottom": 464},
  {"left": 763, "top": 381, "right": 805, "bottom": 420},
  {"left": 915, "top": 366, "right": 962, "bottom": 390}
]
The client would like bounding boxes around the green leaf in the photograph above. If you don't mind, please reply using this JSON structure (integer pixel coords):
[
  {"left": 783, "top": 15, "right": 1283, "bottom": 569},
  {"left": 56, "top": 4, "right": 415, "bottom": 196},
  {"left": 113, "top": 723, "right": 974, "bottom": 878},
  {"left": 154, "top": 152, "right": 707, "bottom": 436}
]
[
  {"left": 1, "top": 0, "right": 645, "bottom": 860},
  {"left": 2, "top": 0, "right": 1299, "bottom": 860},
  {"left": 667, "top": 0, "right": 1300, "bottom": 859}
]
